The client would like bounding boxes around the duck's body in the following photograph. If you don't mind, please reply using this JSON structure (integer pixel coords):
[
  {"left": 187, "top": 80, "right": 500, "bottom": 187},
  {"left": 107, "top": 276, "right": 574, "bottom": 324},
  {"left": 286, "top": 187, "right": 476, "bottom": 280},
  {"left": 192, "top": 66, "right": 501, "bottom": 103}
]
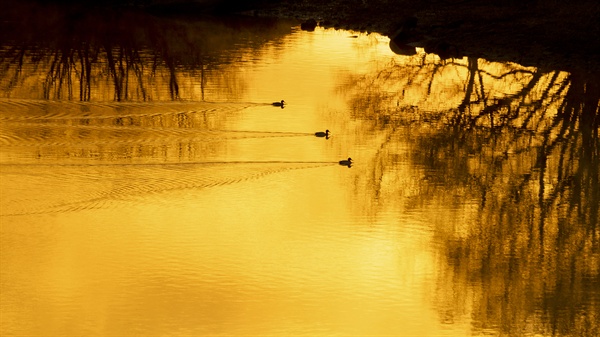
[
  {"left": 315, "top": 129, "right": 330, "bottom": 138},
  {"left": 272, "top": 100, "right": 285, "bottom": 107},
  {"left": 339, "top": 157, "right": 352, "bottom": 167}
]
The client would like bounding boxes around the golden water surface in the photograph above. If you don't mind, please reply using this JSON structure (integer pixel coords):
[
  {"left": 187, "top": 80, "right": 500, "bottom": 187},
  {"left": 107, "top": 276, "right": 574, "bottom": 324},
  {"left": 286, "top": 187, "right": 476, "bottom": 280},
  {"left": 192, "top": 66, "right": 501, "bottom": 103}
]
[{"left": 1, "top": 9, "right": 598, "bottom": 337}]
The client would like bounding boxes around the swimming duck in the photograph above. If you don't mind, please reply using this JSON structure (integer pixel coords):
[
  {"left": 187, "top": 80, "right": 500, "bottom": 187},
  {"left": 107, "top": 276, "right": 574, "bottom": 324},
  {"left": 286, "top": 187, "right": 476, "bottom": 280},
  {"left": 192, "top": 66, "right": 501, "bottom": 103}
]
[
  {"left": 339, "top": 157, "right": 352, "bottom": 167},
  {"left": 272, "top": 100, "right": 285, "bottom": 107},
  {"left": 315, "top": 129, "right": 330, "bottom": 138}
]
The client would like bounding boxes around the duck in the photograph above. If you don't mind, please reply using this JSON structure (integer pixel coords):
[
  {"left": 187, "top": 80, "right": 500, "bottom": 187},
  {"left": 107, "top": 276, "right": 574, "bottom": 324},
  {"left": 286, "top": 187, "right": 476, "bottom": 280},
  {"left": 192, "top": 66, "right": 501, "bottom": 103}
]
[
  {"left": 314, "top": 129, "right": 330, "bottom": 138},
  {"left": 339, "top": 157, "right": 352, "bottom": 167},
  {"left": 272, "top": 100, "right": 285, "bottom": 107}
]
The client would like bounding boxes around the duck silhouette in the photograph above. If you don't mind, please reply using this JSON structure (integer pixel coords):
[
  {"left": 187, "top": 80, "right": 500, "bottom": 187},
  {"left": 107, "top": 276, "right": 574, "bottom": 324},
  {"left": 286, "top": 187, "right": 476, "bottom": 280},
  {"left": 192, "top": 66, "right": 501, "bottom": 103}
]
[
  {"left": 339, "top": 157, "right": 352, "bottom": 167},
  {"left": 272, "top": 100, "right": 285, "bottom": 108},
  {"left": 314, "top": 129, "right": 330, "bottom": 138}
]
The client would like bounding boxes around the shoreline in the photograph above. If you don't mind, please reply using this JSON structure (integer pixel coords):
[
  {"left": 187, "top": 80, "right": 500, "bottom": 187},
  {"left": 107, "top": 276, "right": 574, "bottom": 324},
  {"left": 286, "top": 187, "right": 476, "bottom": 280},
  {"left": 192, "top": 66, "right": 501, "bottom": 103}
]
[
  {"left": 1, "top": 0, "right": 599, "bottom": 73},
  {"left": 250, "top": 0, "right": 600, "bottom": 73}
]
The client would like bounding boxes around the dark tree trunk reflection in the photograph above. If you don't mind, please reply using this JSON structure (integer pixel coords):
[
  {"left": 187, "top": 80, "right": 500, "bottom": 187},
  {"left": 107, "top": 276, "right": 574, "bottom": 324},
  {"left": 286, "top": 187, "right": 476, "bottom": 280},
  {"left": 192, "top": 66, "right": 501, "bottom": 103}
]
[{"left": 0, "top": 4, "right": 290, "bottom": 101}]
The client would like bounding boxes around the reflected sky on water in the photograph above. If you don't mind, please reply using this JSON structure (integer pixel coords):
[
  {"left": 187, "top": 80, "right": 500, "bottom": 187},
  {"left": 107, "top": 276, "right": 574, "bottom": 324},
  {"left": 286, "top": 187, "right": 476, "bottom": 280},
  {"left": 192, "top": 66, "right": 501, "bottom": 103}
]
[{"left": 1, "top": 9, "right": 598, "bottom": 337}]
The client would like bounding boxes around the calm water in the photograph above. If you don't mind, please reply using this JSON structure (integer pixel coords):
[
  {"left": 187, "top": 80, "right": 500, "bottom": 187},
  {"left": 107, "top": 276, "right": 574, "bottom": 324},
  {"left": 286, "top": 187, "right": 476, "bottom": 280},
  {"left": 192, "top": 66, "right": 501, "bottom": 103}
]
[{"left": 1, "top": 10, "right": 599, "bottom": 337}]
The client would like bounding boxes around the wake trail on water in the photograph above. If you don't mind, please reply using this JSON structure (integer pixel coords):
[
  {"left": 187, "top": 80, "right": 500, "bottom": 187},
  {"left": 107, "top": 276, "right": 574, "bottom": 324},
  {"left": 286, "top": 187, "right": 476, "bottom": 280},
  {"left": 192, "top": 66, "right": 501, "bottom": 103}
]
[
  {"left": 0, "top": 160, "right": 338, "bottom": 167},
  {"left": 0, "top": 99, "right": 254, "bottom": 121},
  {"left": 0, "top": 119, "right": 319, "bottom": 148},
  {"left": 0, "top": 161, "right": 337, "bottom": 217}
]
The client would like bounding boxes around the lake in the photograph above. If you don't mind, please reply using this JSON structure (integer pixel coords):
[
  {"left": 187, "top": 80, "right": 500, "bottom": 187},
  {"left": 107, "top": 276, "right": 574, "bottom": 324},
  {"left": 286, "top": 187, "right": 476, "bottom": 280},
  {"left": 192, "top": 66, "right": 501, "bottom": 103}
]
[{"left": 1, "top": 9, "right": 598, "bottom": 337}]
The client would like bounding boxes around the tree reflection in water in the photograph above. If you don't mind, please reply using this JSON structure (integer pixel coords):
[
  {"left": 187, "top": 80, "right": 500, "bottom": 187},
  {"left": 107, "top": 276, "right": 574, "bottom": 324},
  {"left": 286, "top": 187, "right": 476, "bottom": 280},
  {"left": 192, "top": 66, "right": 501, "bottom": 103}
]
[
  {"left": 0, "top": 4, "right": 291, "bottom": 101},
  {"left": 1, "top": 5, "right": 597, "bottom": 333},
  {"left": 341, "top": 54, "right": 599, "bottom": 335}
]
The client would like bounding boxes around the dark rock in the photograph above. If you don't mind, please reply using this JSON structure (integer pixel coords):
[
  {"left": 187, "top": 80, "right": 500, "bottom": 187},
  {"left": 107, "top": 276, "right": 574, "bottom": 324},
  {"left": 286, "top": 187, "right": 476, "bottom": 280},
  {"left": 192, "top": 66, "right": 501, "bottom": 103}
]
[
  {"left": 389, "top": 40, "right": 417, "bottom": 56},
  {"left": 300, "top": 18, "right": 318, "bottom": 31}
]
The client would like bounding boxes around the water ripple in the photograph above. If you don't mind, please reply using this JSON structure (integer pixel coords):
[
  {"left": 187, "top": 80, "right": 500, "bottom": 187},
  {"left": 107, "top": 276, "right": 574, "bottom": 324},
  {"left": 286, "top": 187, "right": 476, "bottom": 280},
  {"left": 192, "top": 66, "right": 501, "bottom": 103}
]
[
  {"left": 0, "top": 99, "right": 252, "bottom": 121},
  {"left": 0, "top": 161, "right": 334, "bottom": 216}
]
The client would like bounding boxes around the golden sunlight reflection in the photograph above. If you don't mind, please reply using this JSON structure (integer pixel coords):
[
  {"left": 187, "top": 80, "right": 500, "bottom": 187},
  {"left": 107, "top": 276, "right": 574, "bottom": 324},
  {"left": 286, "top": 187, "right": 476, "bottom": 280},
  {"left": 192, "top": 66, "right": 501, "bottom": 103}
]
[{"left": 1, "top": 11, "right": 598, "bottom": 337}]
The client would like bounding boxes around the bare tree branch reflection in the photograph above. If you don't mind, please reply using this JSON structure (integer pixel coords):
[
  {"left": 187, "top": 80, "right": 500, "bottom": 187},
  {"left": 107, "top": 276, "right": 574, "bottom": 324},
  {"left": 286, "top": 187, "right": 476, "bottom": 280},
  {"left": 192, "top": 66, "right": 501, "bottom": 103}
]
[
  {"left": 341, "top": 52, "right": 599, "bottom": 335},
  {"left": 0, "top": 5, "right": 292, "bottom": 101},
  {"left": 0, "top": 6, "right": 295, "bottom": 165}
]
